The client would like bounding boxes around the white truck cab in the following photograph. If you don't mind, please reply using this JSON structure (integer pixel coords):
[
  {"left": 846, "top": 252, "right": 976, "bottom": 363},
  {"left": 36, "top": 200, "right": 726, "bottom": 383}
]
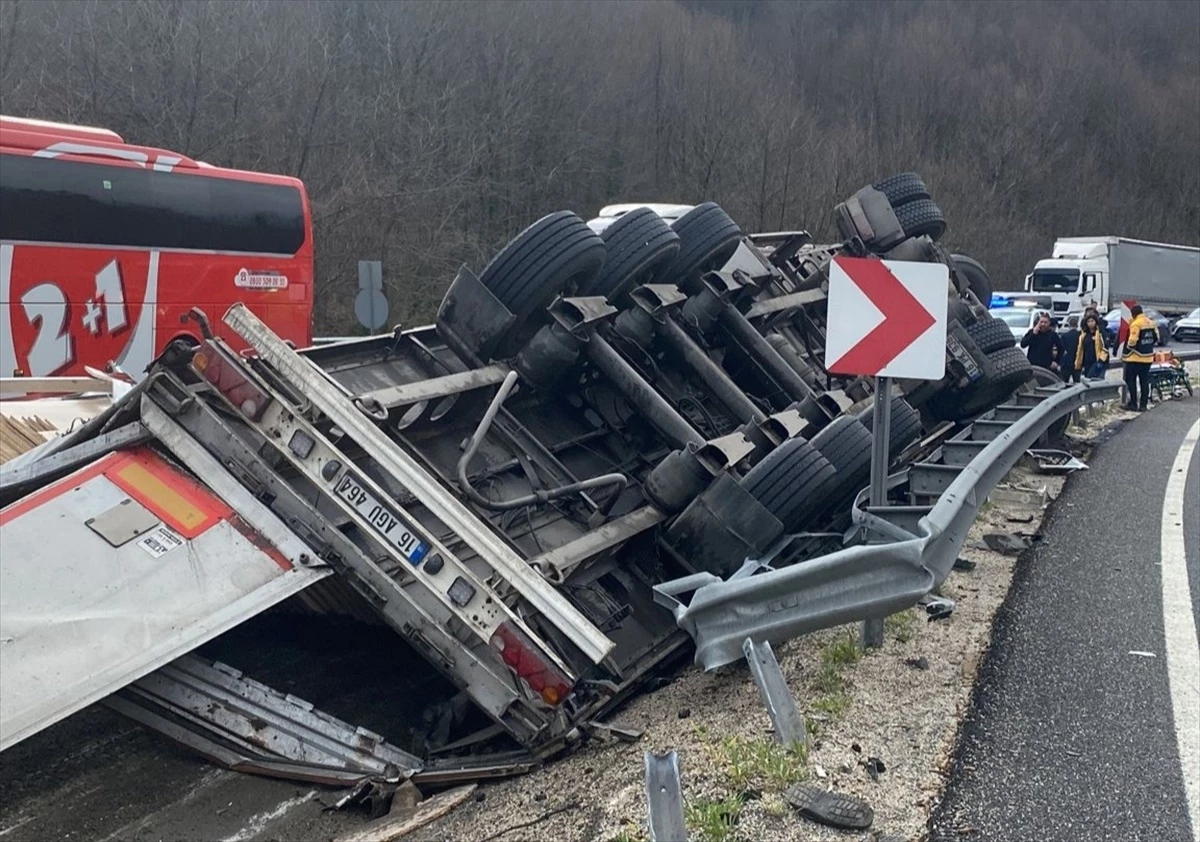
[
  {"left": 1024, "top": 236, "right": 1200, "bottom": 321},
  {"left": 1025, "top": 241, "right": 1111, "bottom": 320}
]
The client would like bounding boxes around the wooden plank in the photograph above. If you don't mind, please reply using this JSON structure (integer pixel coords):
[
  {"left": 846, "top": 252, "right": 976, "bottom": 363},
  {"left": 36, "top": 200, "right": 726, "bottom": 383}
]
[
  {"left": 0, "top": 415, "right": 57, "bottom": 464},
  {"left": 0, "top": 377, "right": 112, "bottom": 397},
  {"left": 334, "top": 784, "right": 477, "bottom": 842}
]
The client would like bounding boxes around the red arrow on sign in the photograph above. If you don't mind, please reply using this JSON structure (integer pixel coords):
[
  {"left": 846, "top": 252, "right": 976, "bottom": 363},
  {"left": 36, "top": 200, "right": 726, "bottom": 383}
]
[{"left": 827, "top": 256, "right": 937, "bottom": 376}]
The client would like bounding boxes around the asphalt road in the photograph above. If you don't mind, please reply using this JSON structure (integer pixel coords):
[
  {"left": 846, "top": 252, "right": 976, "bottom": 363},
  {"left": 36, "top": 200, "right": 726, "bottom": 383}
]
[
  {"left": 0, "top": 614, "right": 456, "bottom": 842},
  {"left": 930, "top": 394, "right": 1200, "bottom": 842}
]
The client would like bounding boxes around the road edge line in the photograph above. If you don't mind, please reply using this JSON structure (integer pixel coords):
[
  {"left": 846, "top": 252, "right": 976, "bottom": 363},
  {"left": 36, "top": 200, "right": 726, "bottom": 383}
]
[{"left": 1162, "top": 415, "right": 1200, "bottom": 841}]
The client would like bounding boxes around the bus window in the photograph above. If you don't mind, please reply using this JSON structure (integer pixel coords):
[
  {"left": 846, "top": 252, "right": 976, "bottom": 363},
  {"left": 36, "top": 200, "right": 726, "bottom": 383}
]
[{"left": 0, "top": 156, "right": 305, "bottom": 255}]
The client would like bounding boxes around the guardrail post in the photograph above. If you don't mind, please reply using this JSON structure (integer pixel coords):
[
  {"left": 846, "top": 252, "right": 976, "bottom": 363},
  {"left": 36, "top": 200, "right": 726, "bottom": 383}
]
[
  {"left": 743, "top": 638, "right": 808, "bottom": 749},
  {"left": 644, "top": 751, "right": 687, "bottom": 842}
]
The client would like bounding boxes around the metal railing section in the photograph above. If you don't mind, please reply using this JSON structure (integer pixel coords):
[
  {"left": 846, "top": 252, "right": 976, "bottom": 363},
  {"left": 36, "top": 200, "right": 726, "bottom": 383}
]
[{"left": 653, "top": 379, "right": 1121, "bottom": 670}]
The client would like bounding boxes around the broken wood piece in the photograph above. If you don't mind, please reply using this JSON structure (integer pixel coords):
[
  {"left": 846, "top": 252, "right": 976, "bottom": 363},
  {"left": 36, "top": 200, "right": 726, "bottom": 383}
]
[{"left": 333, "top": 784, "right": 477, "bottom": 842}]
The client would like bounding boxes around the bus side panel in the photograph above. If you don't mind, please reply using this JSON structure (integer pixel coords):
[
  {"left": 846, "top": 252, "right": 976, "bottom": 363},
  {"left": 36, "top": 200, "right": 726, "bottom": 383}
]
[
  {"left": 154, "top": 252, "right": 313, "bottom": 352},
  {"left": 0, "top": 244, "right": 156, "bottom": 377}
]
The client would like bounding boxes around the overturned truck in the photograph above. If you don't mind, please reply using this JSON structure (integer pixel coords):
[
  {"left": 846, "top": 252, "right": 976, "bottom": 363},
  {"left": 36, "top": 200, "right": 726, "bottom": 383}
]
[{"left": 1, "top": 174, "right": 1045, "bottom": 782}]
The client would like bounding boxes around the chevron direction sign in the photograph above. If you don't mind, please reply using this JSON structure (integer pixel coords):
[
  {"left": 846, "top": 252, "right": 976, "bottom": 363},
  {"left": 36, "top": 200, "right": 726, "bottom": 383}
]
[{"left": 825, "top": 256, "right": 949, "bottom": 380}]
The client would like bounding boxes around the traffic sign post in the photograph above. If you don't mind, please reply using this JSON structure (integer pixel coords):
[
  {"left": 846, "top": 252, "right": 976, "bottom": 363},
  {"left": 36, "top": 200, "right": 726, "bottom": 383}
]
[
  {"left": 825, "top": 255, "right": 949, "bottom": 649},
  {"left": 355, "top": 260, "right": 389, "bottom": 332}
]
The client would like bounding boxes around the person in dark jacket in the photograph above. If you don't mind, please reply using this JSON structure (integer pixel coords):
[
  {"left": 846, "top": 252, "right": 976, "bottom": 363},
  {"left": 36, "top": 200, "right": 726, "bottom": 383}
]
[
  {"left": 1021, "top": 312, "right": 1063, "bottom": 371},
  {"left": 1059, "top": 316, "right": 1081, "bottom": 382},
  {"left": 1075, "top": 313, "right": 1110, "bottom": 378}
]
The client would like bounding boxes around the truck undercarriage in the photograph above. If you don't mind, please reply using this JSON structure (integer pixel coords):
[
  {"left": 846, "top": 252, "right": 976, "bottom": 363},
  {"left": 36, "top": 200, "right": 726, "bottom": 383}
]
[{"left": 1, "top": 174, "right": 1045, "bottom": 787}]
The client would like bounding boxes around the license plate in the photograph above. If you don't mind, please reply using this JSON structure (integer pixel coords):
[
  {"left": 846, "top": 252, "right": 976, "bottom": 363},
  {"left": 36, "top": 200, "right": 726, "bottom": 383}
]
[{"left": 334, "top": 474, "right": 429, "bottom": 562}]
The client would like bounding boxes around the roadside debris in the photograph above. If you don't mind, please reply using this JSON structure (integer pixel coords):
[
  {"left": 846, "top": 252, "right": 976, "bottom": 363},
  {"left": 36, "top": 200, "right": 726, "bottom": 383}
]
[
  {"left": 333, "top": 784, "right": 476, "bottom": 842},
  {"left": 586, "top": 721, "right": 645, "bottom": 743},
  {"left": 1026, "top": 449, "right": 1089, "bottom": 475},
  {"left": 863, "top": 756, "right": 887, "bottom": 781},
  {"left": 904, "top": 656, "right": 930, "bottom": 671},
  {"left": 981, "top": 533, "right": 1036, "bottom": 555},
  {"left": 784, "top": 783, "right": 874, "bottom": 830}
]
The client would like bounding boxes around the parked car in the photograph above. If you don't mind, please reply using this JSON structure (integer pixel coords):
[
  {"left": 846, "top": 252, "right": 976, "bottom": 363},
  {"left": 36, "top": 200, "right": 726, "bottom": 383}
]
[
  {"left": 991, "top": 305, "right": 1044, "bottom": 341},
  {"left": 1103, "top": 306, "right": 1170, "bottom": 345},
  {"left": 1171, "top": 307, "right": 1200, "bottom": 343}
]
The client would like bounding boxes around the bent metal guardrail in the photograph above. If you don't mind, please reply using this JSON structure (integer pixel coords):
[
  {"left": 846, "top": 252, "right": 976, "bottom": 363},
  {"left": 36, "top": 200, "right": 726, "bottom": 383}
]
[{"left": 653, "top": 378, "right": 1121, "bottom": 669}]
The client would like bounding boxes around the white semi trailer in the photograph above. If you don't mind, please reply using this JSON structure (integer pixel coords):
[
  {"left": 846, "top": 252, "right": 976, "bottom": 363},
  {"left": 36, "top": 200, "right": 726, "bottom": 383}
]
[{"left": 1024, "top": 237, "right": 1200, "bottom": 319}]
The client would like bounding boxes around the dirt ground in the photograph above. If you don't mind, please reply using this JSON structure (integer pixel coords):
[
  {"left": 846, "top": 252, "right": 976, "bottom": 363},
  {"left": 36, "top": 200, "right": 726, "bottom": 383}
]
[{"left": 390, "top": 397, "right": 1145, "bottom": 842}]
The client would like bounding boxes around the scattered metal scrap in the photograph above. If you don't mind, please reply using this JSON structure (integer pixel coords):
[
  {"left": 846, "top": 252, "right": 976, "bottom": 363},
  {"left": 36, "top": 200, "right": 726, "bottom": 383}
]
[
  {"left": 108, "top": 654, "right": 422, "bottom": 790},
  {"left": 1026, "top": 448, "right": 1089, "bottom": 474}
]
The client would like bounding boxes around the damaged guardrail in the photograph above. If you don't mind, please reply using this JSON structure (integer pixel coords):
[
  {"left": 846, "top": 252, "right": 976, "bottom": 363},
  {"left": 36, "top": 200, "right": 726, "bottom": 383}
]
[{"left": 653, "top": 378, "right": 1120, "bottom": 669}]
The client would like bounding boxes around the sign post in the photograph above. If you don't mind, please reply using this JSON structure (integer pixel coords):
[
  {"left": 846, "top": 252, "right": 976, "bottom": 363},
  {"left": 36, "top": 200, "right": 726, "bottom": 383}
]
[
  {"left": 355, "top": 260, "right": 389, "bottom": 332},
  {"left": 825, "top": 255, "right": 949, "bottom": 649}
]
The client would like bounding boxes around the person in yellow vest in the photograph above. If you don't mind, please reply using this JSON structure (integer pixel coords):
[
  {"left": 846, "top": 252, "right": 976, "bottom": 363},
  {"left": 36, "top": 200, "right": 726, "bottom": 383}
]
[
  {"left": 1122, "top": 305, "right": 1158, "bottom": 411},
  {"left": 1075, "top": 313, "right": 1110, "bottom": 379}
]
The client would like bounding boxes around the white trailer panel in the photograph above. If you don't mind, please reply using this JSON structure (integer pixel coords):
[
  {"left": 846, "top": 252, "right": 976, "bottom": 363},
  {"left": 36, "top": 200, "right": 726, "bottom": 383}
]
[{"left": 0, "top": 446, "right": 329, "bottom": 750}]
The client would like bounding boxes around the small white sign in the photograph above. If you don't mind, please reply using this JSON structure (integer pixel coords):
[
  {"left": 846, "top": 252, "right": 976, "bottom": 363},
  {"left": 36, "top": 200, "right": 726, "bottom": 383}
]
[
  {"left": 135, "top": 524, "right": 185, "bottom": 558},
  {"left": 825, "top": 256, "right": 949, "bottom": 381},
  {"left": 234, "top": 268, "right": 289, "bottom": 290}
]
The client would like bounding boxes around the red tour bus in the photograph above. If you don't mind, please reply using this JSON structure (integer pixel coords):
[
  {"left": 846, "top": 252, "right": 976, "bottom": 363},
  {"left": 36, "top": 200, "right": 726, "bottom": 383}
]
[{"left": 0, "top": 115, "right": 314, "bottom": 380}]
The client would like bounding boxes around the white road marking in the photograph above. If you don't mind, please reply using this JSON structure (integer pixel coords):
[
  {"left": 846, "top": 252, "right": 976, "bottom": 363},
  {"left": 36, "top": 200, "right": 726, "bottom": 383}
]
[
  {"left": 219, "top": 791, "right": 317, "bottom": 842},
  {"left": 1161, "top": 416, "right": 1200, "bottom": 841},
  {"left": 0, "top": 815, "right": 34, "bottom": 837}
]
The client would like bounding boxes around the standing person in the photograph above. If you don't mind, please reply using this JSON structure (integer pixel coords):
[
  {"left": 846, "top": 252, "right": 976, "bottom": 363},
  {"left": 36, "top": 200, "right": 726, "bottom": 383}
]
[
  {"left": 1059, "top": 315, "right": 1081, "bottom": 382},
  {"left": 1020, "top": 312, "right": 1063, "bottom": 372},
  {"left": 1075, "top": 313, "right": 1110, "bottom": 379},
  {"left": 1122, "top": 304, "right": 1157, "bottom": 410}
]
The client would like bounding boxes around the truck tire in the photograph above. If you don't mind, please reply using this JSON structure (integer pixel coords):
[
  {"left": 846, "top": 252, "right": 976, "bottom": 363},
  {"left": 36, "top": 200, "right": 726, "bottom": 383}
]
[
  {"left": 810, "top": 416, "right": 874, "bottom": 515},
  {"left": 580, "top": 207, "right": 681, "bottom": 302},
  {"left": 872, "top": 172, "right": 930, "bottom": 208},
  {"left": 480, "top": 211, "right": 606, "bottom": 329},
  {"left": 662, "top": 202, "right": 743, "bottom": 287},
  {"left": 857, "top": 394, "right": 922, "bottom": 458},
  {"left": 967, "top": 314, "right": 1016, "bottom": 354},
  {"left": 931, "top": 345, "right": 1033, "bottom": 420},
  {"left": 741, "top": 437, "right": 837, "bottom": 531},
  {"left": 951, "top": 254, "right": 994, "bottom": 308},
  {"left": 894, "top": 199, "right": 947, "bottom": 242}
]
